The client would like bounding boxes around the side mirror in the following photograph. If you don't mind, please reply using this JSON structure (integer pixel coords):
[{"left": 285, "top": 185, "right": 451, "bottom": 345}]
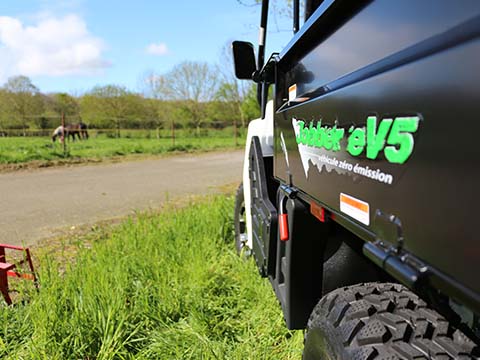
[{"left": 232, "top": 41, "right": 256, "bottom": 80}]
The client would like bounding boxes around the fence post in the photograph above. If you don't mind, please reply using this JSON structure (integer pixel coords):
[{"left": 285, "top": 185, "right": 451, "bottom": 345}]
[
  {"left": 172, "top": 119, "right": 175, "bottom": 146},
  {"left": 234, "top": 118, "right": 238, "bottom": 147},
  {"left": 61, "top": 112, "right": 67, "bottom": 156}
]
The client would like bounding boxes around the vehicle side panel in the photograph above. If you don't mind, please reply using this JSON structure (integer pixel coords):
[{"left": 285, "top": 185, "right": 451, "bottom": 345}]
[{"left": 274, "top": 31, "right": 480, "bottom": 294}]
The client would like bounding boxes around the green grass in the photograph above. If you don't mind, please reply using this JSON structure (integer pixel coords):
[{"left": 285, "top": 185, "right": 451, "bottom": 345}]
[
  {"left": 0, "top": 134, "right": 244, "bottom": 165},
  {"left": 0, "top": 196, "right": 303, "bottom": 359}
]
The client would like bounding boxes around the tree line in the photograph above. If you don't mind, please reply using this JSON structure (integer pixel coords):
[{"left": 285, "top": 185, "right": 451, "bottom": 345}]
[{"left": 0, "top": 60, "right": 260, "bottom": 135}]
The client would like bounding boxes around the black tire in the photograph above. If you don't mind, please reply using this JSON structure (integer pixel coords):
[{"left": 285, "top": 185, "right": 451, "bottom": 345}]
[
  {"left": 303, "top": 282, "right": 478, "bottom": 360},
  {"left": 234, "top": 182, "right": 248, "bottom": 255}
]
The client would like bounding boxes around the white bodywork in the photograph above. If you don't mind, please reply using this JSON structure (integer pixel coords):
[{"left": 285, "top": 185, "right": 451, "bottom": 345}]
[{"left": 243, "top": 100, "right": 274, "bottom": 249}]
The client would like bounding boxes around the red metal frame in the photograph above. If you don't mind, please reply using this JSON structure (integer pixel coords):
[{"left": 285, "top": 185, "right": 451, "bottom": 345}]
[{"left": 0, "top": 244, "right": 37, "bottom": 305}]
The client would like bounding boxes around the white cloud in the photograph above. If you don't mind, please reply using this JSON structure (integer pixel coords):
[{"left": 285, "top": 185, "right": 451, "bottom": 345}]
[
  {"left": 146, "top": 42, "right": 169, "bottom": 56},
  {"left": 0, "top": 14, "right": 109, "bottom": 81}
]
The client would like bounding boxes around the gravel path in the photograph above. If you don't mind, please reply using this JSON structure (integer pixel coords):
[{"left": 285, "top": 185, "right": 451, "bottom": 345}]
[{"left": 0, "top": 150, "right": 243, "bottom": 246}]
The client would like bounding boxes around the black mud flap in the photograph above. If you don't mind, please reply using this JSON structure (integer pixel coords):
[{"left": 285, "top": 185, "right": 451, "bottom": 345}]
[
  {"left": 249, "top": 136, "right": 277, "bottom": 277},
  {"left": 273, "top": 192, "right": 326, "bottom": 330}
]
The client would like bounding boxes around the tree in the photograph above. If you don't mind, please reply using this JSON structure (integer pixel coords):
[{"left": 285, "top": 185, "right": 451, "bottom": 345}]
[
  {"left": 40, "top": 93, "right": 81, "bottom": 129},
  {"left": 51, "top": 93, "right": 80, "bottom": 118},
  {"left": 215, "top": 42, "right": 251, "bottom": 128},
  {"left": 80, "top": 85, "right": 146, "bottom": 136},
  {"left": 3, "top": 75, "right": 44, "bottom": 135},
  {"left": 241, "top": 84, "right": 261, "bottom": 121},
  {"left": 143, "top": 61, "right": 219, "bottom": 134},
  {"left": 0, "top": 90, "right": 11, "bottom": 130},
  {"left": 237, "top": 0, "right": 295, "bottom": 24},
  {"left": 142, "top": 99, "right": 171, "bottom": 128}
]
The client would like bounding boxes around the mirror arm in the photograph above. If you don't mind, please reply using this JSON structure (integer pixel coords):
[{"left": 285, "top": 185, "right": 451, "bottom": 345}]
[
  {"left": 293, "top": 0, "right": 299, "bottom": 33},
  {"left": 258, "top": 0, "right": 270, "bottom": 71}
]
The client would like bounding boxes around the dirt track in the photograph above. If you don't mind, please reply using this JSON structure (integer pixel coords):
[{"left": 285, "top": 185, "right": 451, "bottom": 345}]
[{"left": 0, "top": 150, "right": 243, "bottom": 246}]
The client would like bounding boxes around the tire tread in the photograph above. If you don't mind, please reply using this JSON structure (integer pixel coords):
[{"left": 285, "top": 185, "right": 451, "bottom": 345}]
[{"left": 304, "top": 282, "right": 478, "bottom": 359}]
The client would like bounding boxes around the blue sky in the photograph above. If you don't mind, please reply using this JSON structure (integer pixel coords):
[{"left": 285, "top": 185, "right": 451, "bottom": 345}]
[{"left": 0, "top": 0, "right": 291, "bottom": 94}]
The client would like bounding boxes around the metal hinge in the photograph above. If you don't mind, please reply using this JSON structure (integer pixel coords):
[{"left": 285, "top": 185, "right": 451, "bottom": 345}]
[{"left": 363, "top": 210, "right": 429, "bottom": 289}]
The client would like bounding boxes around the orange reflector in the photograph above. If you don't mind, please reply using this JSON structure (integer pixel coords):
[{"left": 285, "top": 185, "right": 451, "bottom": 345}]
[
  {"left": 279, "top": 214, "right": 289, "bottom": 241},
  {"left": 310, "top": 201, "right": 325, "bottom": 222},
  {"left": 340, "top": 193, "right": 369, "bottom": 212}
]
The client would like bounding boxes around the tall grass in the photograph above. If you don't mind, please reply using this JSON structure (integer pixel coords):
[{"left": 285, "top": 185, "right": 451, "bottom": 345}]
[
  {"left": 0, "top": 196, "right": 303, "bottom": 359},
  {"left": 0, "top": 134, "right": 244, "bottom": 165}
]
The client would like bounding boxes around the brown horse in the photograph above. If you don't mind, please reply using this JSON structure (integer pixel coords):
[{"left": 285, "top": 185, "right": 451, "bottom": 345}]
[{"left": 65, "top": 123, "right": 89, "bottom": 141}]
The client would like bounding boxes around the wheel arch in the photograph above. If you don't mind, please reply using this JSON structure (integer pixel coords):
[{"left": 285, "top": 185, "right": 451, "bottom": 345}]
[{"left": 242, "top": 100, "right": 275, "bottom": 250}]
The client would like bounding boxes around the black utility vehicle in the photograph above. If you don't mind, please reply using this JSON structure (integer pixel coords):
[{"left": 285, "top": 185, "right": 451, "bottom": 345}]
[{"left": 232, "top": 1, "right": 480, "bottom": 358}]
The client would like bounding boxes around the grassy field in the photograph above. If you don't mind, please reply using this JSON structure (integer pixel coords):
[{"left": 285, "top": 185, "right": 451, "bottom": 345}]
[
  {"left": 0, "top": 195, "right": 303, "bottom": 359},
  {"left": 0, "top": 132, "right": 244, "bottom": 166}
]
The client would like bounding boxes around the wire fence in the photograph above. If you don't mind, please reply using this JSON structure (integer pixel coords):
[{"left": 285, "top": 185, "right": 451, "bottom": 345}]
[{"left": 0, "top": 127, "right": 247, "bottom": 139}]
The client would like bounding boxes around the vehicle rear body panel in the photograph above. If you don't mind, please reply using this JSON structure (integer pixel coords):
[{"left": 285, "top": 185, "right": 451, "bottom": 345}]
[
  {"left": 279, "top": 0, "right": 480, "bottom": 97},
  {"left": 274, "top": 1, "right": 480, "bottom": 295}
]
